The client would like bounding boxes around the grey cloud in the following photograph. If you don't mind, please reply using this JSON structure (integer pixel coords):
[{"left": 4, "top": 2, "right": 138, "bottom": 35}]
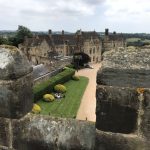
[{"left": 84, "top": 0, "right": 104, "bottom": 5}]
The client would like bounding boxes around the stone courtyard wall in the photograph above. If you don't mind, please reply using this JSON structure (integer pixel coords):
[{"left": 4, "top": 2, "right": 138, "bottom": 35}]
[{"left": 96, "top": 47, "right": 150, "bottom": 150}]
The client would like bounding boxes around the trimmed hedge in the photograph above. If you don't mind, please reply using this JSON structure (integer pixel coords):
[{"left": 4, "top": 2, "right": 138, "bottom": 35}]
[
  {"left": 32, "top": 104, "right": 41, "bottom": 114},
  {"left": 72, "top": 75, "right": 80, "bottom": 81},
  {"left": 43, "top": 94, "right": 55, "bottom": 102},
  {"left": 33, "top": 68, "right": 75, "bottom": 102}
]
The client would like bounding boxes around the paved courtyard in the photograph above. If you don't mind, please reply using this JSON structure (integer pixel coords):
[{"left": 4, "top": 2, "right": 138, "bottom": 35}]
[{"left": 76, "top": 63, "right": 101, "bottom": 122}]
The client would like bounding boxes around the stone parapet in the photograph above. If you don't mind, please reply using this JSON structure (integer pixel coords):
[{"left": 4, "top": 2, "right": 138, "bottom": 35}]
[
  {"left": 96, "top": 47, "right": 150, "bottom": 149},
  {"left": 12, "top": 114, "right": 95, "bottom": 150},
  {"left": 0, "top": 45, "right": 33, "bottom": 119},
  {"left": 97, "top": 47, "right": 150, "bottom": 88}
]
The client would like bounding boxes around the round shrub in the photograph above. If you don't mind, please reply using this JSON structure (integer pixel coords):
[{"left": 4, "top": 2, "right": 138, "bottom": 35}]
[
  {"left": 43, "top": 94, "right": 55, "bottom": 102},
  {"left": 54, "top": 84, "right": 67, "bottom": 93},
  {"left": 72, "top": 75, "right": 80, "bottom": 81},
  {"left": 32, "top": 104, "right": 41, "bottom": 114}
]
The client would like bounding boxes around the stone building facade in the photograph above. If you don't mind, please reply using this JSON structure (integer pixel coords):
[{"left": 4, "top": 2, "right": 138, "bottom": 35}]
[
  {"left": 19, "top": 29, "right": 126, "bottom": 65},
  {"left": 102, "top": 29, "right": 126, "bottom": 54},
  {"left": 52, "top": 31, "right": 76, "bottom": 56},
  {"left": 19, "top": 34, "right": 54, "bottom": 65},
  {"left": 76, "top": 30, "right": 102, "bottom": 63}
]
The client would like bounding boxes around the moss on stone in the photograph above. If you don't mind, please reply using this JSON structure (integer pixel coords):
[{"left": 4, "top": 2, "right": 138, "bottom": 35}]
[{"left": 0, "top": 45, "right": 18, "bottom": 53}]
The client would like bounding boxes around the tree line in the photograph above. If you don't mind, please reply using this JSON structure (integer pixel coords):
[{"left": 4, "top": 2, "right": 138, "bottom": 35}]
[{"left": 0, "top": 25, "right": 33, "bottom": 47}]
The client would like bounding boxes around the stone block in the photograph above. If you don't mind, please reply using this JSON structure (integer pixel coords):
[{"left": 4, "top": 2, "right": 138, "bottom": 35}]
[
  {"left": 97, "top": 48, "right": 150, "bottom": 88},
  {"left": 12, "top": 115, "right": 95, "bottom": 150},
  {"left": 95, "top": 130, "right": 146, "bottom": 150},
  {"left": 0, "top": 45, "right": 33, "bottom": 119},
  {"left": 0, "top": 73, "right": 33, "bottom": 119},
  {"left": 0, "top": 45, "right": 32, "bottom": 80},
  {"left": 0, "top": 118, "right": 11, "bottom": 147},
  {"left": 96, "top": 85, "right": 138, "bottom": 133}
]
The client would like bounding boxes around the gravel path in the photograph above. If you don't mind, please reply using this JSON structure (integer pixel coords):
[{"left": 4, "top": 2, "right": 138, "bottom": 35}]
[{"left": 76, "top": 64, "right": 101, "bottom": 122}]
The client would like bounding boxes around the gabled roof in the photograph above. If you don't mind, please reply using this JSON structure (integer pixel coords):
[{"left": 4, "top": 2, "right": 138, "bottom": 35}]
[
  {"left": 76, "top": 30, "right": 100, "bottom": 40},
  {"left": 21, "top": 35, "right": 53, "bottom": 47},
  {"left": 52, "top": 34, "right": 64, "bottom": 45},
  {"left": 109, "top": 34, "right": 124, "bottom": 41},
  {"left": 52, "top": 34, "right": 76, "bottom": 45},
  {"left": 63, "top": 34, "right": 76, "bottom": 45}
]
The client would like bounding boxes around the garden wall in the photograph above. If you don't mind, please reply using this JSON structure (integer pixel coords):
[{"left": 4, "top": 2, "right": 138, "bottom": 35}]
[{"left": 96, "top": 47, "right": 150, "bottom": 149}]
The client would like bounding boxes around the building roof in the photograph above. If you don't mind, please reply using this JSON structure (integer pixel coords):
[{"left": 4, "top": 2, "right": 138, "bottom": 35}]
[
  {"left": 21, "top": 35, "right": 53, "bottom": 47},
  {"left": 52, "top": 34, "right": 64, "bottom": 45},
  {"left": 52, "top": 34, "right": 76, "bottom": 45},
  {"left": 109, "top": 34, "right": 124, "bottom": 41},
  {"left": 81, "top": 31, "right": 100, "bottom": 39}
]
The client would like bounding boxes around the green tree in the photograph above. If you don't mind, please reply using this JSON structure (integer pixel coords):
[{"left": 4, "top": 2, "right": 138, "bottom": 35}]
[
  {"left": 14, "top": 25, "right": 33, "bottom": 46},
  {"left": 0, "top": 36, "right": 10, "bottom": 45}
]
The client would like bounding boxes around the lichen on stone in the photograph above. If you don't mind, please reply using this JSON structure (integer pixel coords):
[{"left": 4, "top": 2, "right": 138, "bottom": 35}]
[{"left": 0, "top": 45, "right": 19, "bottom": 53}]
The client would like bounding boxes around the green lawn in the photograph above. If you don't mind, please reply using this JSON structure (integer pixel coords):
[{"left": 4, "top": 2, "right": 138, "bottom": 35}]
[{"left": 36, "top": 76, "right": 89, "bottom": 118}]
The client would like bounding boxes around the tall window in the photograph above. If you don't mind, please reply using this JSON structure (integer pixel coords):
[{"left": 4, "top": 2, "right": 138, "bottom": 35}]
[
  {"left": 90, "top": 49, "right": 92, "bottom": 54},
  {"left": 93, "top": 48, "right": 95, "bottom": 54},
  {"left": 93, "top": 56, "right": 95, "bottom": 62}
]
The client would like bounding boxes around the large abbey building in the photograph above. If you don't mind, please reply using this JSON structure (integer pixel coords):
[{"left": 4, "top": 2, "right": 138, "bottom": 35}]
[{"left": 19, "top": 29, "right": 126, "bottom": 65}]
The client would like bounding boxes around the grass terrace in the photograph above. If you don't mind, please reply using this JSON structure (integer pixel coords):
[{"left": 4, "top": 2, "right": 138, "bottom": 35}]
[{"left": 36, "top": 76, "right": 89, "bottom": 118}]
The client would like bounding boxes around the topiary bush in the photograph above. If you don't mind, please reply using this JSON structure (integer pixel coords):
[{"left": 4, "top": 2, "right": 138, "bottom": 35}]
[
  {"left": 43, "top": 94, "right": 55, "bottom": 102},
  {"left": 33, "top": 68, "right": 75, "bottom": 102},
  {"left": 72, "top": 75, "right": 80, "bottom": 81},
  {"left": 54, "top": 84, "right": 67, "bottom": 93},
  {"left": 32, "top": 104, "right": 41, "bottom": 114}
]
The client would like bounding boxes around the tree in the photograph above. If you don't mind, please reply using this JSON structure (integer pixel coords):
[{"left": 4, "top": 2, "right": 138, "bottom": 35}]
[
  {"left": 0, "top": 36, "right": 10, "bottom": 45},
  {"left": 14, "top": 25, "right": 33, "bottom": 46},
  {"left": 73, "top": 52, "right": 91, "bottom": 69}
]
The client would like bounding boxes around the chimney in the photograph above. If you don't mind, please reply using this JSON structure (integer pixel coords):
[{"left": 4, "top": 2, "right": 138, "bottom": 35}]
[
  {"left": 78, "top": 29, "right": 82, "bottom": 35},
  {"left": 62, "top": 30, "right": 64, "bottom": 35},
  {"left": 48, "top": 29, "right": 52, "bottom": 36},
  {"left": 113, "top": 31, "right": 116, "bottom": 35},
  {"left": 105, "top": 28, "right": 109, "bottom": 36}
]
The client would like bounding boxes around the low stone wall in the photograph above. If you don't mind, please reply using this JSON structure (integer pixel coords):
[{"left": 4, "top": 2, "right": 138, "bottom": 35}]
[
  {"left": 95, "top": 130, "right": 147, "bottom": 150},
  {"left": 34, "top": 58, "right": 72, "bottom": 85},
  {"left": 96, "top": 47, "right": 150, "bottom": 149},
  {"left": 12, "top": 114, "right": 95, "bottom": 150},
  {"left": 34, "top": 68, "right": 63, "bottom": 85}
]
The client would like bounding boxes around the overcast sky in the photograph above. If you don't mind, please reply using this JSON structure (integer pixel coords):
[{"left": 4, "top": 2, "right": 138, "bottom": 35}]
[{"left": 0, "top": 0, "right": 150, "bottom": 33}]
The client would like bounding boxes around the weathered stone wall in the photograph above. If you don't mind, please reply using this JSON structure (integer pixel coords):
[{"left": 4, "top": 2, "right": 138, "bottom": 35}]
[
  {"left": 34, "top": 68, "right": 63, "bottom": 85},
  {"left": 34, "top": 58, "right": 72, "bottom": 85},
  {"left": 83, "top": 39, "right": 101, "bottom": 63},
  {"left": 95, "top": 130, "right": 147, "bottom": 150},
  {"left": 0, "top": 45, "right": 33, "bottom": 119},
  {"left": 12, "top": 115, "right": 95, "bottom": 150},
  {"left": 96, "top": 47, "right": 150, "bottom": 149}
]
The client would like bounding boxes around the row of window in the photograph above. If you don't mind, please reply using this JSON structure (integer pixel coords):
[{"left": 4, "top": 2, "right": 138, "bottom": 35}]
[
  {"left": 90, "top": 56, "right": 99, "bottom": 62},
  {"left": 89, "top": 47, "right": 100, "bottom": 54}
]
